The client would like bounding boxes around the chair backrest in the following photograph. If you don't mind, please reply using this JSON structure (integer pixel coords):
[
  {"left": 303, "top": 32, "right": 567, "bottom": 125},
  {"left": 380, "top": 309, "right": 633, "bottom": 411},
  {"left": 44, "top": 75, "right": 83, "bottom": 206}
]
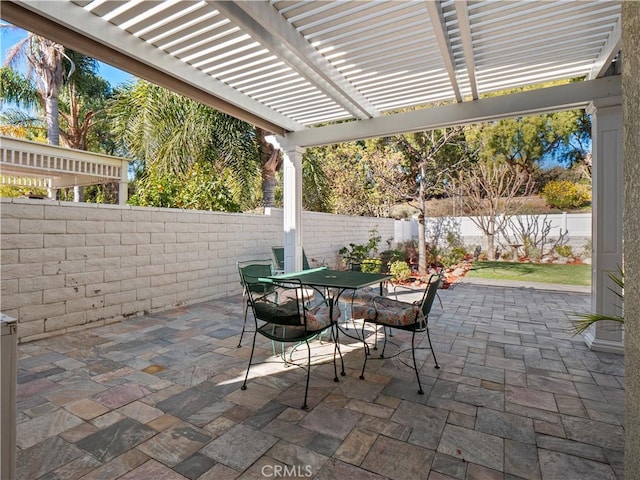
[
  {"left": 419, "top": 273, "right": 444, "bottom": 318},
  {"left": 237, "top": 260, "right": 274, "bottom": 294},
  {"left": 272, "top": 247, "right": 310, "bottom": 271}
]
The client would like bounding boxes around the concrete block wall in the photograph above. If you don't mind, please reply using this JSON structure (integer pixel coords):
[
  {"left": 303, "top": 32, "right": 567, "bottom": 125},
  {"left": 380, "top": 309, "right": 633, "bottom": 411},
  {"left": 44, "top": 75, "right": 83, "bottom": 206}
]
[{"left": 0, "top": 199, "right": 395, "bottom": 342}]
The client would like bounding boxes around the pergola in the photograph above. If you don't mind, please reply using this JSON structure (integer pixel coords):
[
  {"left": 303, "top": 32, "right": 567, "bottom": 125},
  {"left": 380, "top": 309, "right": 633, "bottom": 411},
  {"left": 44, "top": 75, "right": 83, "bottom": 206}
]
[
  {"left": 1, "top": 0, "right": 624, "bottom": 351},
  {"left": 0, "top": 136, "right": 130, "bottom": 204},
  {"left": 3, "top": 0, "right": 639, "bottom": 476}
]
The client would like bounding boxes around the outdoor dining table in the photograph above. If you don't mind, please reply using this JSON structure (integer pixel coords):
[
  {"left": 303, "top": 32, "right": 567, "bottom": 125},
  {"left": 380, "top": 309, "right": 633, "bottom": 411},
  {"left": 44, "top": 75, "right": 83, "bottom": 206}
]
[
  {"left": 265, "top": 266, "right": 392, "bottom": 341},
  {"left": 266, "top": 266, "right": 391, "bottom": 304}
]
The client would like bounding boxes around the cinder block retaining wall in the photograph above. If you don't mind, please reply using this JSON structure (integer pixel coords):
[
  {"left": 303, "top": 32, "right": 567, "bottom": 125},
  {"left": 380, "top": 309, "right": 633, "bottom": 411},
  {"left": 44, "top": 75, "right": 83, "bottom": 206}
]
[{"left": 0, "top": 199, "right": 394, "bottom": 342}]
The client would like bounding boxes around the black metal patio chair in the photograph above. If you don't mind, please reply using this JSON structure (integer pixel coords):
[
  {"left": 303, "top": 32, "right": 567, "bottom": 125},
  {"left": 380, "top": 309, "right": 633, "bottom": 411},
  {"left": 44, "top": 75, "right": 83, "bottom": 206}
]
[
  {"left": 239, "top": 275, "right": 342, "bottom": 409},
  {"left": 352, "top": 273, "right": 443, "bottom": 395}
]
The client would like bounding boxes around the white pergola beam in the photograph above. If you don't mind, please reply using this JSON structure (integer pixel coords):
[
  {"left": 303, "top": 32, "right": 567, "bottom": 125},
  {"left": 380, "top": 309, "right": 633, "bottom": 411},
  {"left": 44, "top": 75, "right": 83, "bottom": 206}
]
[
  {"left": 424, "top": 0, "right": 462, "bottom": 102},
  {"left": 455, "top": 1, "right": 479, "bottom": 100},
  {"left": 211, "top": 1, "right": 380, "bottom": 120},
  {"left": 286, "top": 75, "right": 622, "bottom": 147},
  {"left": 4, "top": 0, "right": 302, "bottom": 134},
  {"left": 587, "top": 16, "right": 621, "bottom": 80}
]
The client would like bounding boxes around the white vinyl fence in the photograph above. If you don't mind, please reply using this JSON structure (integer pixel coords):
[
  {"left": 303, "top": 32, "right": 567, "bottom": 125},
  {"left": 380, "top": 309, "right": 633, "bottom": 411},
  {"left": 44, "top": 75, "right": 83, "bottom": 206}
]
[{"left": 415, "top": 213, "right": 592, "bottom": 257}]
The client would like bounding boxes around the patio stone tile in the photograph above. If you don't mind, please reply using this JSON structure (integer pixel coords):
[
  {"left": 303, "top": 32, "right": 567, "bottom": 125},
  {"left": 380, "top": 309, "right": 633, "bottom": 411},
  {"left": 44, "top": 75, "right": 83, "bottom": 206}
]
[
  {"left": 51, "top": 453, "right": 102, "bottom": 478},
  {"left": 42, "top": 380, "right": 107, "bottom": 406},
  {"left": 454, "top": 384, "right": 504, "bottom": 410},
  {"left": 526, "top": 375, "right": 578, "bottom": 396},
  {"left": 119, "top": 459, "right": 189, "bottom": 480},
  {"left": 480, "top": 410, "right": 536, "bottom": 445},
  {"left": 533, "top": 420, "right": 565, "bottom": 438},
  {"left": 74, "top": 450, "right": 148, "bottom": 480},
  {"left": 462, "top": 364, "right": 505, "bottom": 384},
  {"left": 465, "top": 463, "right": 503, "bottom": 480},
  {"left": 267, "top": 441, "right": 328, "bottom": 475},
  {"left": 185, "top": 400, "right": 235, "bottom": 427},
  {"left": 155, "top": 386, "right": 220, "bottom": 420},
  {"left": 17, "top": 436, "right": 83, "bottom": 480},
  {"left": 560, "top": 415, "right": 625, "bottom": 450},
  {"left": 437, "top": 424, "right": 504, "bottom": 471},
  {"left": 298, "top": 404, "right": 362, "bottom": 439},
  {"left": 504, "top": 439, "right": 540, "bottom": 479},
  {"left": 76, "top": 417, "right": 157, "bottom": 462},
  {"left": 200, "top": 424, "right": 278, "bottom": 471},
  {"left": 197, "top": 463, "right": 241, "bottom": 480},
  {"left": 431, "top": 452, "right": 467, "bottom": 479},
  {"left": 262, "top": 417, "right": 317, "bottom": 445},
  {"left": 117, "top": 399, "right": 164, "bottom": 424},
  {"left": 308, "top": 433, "right": 343, "bottom": 457},
  {"left": 174, "top": 453, "right": 217, "bottom": 480},
  {"left": 17, "top": 407, "right": 84, "bottom": 449},
  {"left": 244, "top": 401, "right": 288, "bottom": 429},
  {"left": 357, "top": 415, "right": 412, "bottom": 441},
  {"left": 333, "top": 427, "right": 378, "bottom": 465},
  {"left": 506, "top": 386, "right": 557, "bottom": 412},
  {"left": 361, "top": 435, "right": 435, "bottom": 480},
  {"left": 538, "top": 449, "right": 616, "bottom": 480},
  {"left": 315, "top": 459, "right": 387, "bottom": 480},
  {"left": 536, "top": 434, "right": 608, "bottom": 463},
  {"left": 344, "top": 397, "right": 395, "bottom": 418},
  {"left": 65, "top": 398, "right": 111, "bottom": 420},
  {"left": 137, "top": 422, "right": 211, "bottom": 466}
]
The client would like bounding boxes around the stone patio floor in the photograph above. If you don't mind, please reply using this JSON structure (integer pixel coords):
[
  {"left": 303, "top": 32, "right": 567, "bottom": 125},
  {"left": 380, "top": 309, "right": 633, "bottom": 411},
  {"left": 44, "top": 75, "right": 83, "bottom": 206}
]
[{"left": 15, "top": 279, "right": 625, "bottom": 479}]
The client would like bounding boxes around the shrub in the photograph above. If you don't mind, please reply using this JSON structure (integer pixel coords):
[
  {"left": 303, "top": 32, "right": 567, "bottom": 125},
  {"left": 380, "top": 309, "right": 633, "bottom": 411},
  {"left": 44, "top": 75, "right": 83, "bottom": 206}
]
[
  {"left": 555, "top": 245, "right": 573, "bottom": 258},
  {"left": 541, "top": 180, "right": 591, "bottom": 210},
  {"left": 361, "top": 258, "right": 382, "bottom": 273},
  {"left": 389, "top": 260, "right": 411, "bottom": 282}
]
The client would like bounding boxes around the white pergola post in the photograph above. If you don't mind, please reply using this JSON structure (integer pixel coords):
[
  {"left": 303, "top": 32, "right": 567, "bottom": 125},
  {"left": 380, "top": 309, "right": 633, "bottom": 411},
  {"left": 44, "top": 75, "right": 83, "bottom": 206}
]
[
  {"left": 585, "top": 98, "right": 624, "bottom": 354},
  {"left": 119, "top": 161, "right": 129, "bottom": 205},
  {"left": 280, "top": 142, "right": 306, "bottom": 273}
]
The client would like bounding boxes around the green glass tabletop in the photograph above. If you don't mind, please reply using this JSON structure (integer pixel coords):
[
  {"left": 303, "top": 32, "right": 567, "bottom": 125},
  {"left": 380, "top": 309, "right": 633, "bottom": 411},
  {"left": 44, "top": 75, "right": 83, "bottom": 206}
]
[{"left": 269, "top": 267, "right": 391, "bottom": 290}]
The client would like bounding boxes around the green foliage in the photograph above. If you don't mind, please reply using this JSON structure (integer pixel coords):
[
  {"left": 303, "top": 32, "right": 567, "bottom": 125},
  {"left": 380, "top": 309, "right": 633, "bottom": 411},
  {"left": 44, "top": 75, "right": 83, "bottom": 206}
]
[
  {"left": 338, "top": 228, "right": 382, "bottom": 267},
  {"left": 361, "top": 259, "right": 382, "bottom": 274},
  {"left": 441, "top": 246, "right": 468, "bottom": 267},
  {"left": 389, "top": 260, "right": 412, "bottom": 282},
  {"left": 555, "top": 245, "right": 573, "bottom": 258},
  {"left": 128, "top": 162, "right": 241, "bottom": 211},
  {"left": 541, "top": 180, "right": 591, "bottom": 210},
  {"left": 570, "top": 267, "right": 624, "bottom": 335}
]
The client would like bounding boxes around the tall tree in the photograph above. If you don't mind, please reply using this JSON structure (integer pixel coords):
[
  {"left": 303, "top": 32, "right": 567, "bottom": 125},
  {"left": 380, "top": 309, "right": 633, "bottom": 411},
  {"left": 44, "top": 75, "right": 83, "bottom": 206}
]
[
  {"left": 381, "top": 126, "right": 472, "bottom": 274},
  {"left": 2, "top": 29, "right": 67, "bottom": 145},
  {"left": 448, "top": 161, "right": 535, "bottom": 260},
  {"left": 109, "top": 80, "right": 263, "bottom": 210}
]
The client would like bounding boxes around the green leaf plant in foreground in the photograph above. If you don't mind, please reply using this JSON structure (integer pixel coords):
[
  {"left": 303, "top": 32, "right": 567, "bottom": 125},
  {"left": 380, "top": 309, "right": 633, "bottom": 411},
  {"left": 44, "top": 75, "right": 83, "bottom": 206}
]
[{"left": 569, "top": 266, "right": 624, "bottom": 335}]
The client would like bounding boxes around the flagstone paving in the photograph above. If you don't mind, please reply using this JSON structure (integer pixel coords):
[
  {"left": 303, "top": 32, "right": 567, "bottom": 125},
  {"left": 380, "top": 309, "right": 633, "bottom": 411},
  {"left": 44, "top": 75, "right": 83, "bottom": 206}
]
[{"left": 15, "top": 279, "right": 625, "bottom": 479}]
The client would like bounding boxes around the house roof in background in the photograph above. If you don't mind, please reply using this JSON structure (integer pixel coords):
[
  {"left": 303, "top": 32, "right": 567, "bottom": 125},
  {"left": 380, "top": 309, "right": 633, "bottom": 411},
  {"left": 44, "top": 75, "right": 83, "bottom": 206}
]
[{"left": 2, "top": 1, "right": 622, "bottom": 140}]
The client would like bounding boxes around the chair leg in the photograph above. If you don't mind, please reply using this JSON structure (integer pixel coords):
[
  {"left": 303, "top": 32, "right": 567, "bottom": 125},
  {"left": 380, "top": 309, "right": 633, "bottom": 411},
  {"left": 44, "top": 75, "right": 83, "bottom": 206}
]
[
  {"left": 238, "top": 299, "right": 249, "bottom": 348},
  {"left": 331, "top": 324, "right": 345, "bottom": 381},
  {"left": 241, "top": 330, "right": 258, "bottom": 391},
  {"left": 380, "top": 326, "right": 389, "bottom": 358},
  {"left": 302, "top": 338, "right": 311, "bottom": 410},
  {"left": 426, "top": 327, "right": 440, "bottom": 369},
  {"left": 411, "top": 330, "right": 424, "bottom": 395},
  {"left": 359, "top": 321, "right": 369, "bottom": 380}
]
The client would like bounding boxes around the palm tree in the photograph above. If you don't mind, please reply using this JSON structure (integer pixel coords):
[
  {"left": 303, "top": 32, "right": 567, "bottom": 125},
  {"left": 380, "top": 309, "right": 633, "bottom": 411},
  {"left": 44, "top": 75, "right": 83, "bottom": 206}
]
[
  {"left": 109, "top": 80, "right": 263, "bottom": 210},
  {"left": 2, "top": 28, "right": 67, "bottom": 145}
]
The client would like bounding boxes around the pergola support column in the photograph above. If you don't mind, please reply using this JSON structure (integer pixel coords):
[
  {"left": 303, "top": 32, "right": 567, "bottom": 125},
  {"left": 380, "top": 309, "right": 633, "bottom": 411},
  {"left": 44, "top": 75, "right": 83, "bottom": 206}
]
[
  {"left": 281, "top": 143, "right": 306, "bottom": 273},
  {"left": 584, "top": 98, "right": 624, "bottom": 354}
]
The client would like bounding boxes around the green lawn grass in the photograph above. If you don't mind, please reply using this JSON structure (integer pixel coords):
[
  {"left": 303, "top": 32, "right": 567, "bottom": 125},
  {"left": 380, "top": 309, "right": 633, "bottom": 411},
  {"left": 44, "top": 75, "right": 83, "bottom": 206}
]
[{"left": 466, "top": 261, "right": 591, "bottom": 286}]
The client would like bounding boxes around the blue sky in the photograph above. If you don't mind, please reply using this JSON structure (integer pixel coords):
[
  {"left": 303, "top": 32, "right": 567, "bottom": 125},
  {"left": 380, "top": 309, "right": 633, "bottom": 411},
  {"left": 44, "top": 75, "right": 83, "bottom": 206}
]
[{"left": 1, "top": 22, "right": 135, "bottom": 87}]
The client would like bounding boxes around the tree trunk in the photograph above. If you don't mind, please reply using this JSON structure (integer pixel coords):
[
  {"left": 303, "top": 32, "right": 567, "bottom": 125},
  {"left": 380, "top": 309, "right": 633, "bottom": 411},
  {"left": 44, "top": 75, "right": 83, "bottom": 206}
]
[
  {"left": 257, "top": 128, "right": 282, "bottom": 207},
  {"left": 45, "top": 96, "right": 59, "bottom": 145},
  {"left": 487, "top": 233, "right": 495, "bottom": 260},
  {"left": 418, "top": 163, "right": 427, "bottom": 275}
]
